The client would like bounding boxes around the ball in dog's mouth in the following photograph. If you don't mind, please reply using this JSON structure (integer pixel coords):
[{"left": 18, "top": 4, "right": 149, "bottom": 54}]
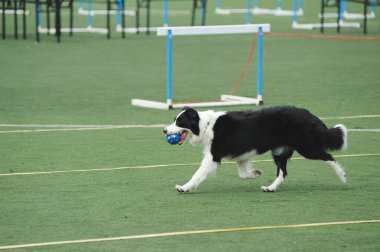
[{"left": 166, "top": 130, "right": 188, "bottom": 145}]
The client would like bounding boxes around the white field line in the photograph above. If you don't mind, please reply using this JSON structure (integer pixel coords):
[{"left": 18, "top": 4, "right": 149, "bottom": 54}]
[
  {"left": 0, "top": 219, "right": 379, "bottom": 250},
  {"left": 1, "top": 115, "right": 380, "bottom": 128},
  {"left": 0, "top": 124, "right": 167, "bottom": 128},
  {"left": 0, "top": 153, "right": 379, "bottom": 177},
  {"left": 320, "top": 115, "right": 380, "bottom": 120},
  {"left": 0, "top": 114, "right": 379, "bottom": 134},
  {"left": 348, "top": 129, "right": 380, "bottom": 132},
  {"left": 0, "top": 125, "right": 166, "bottom": 134},
  {"left": 1, "top": 128, "right": 379, "bottom": 134}
]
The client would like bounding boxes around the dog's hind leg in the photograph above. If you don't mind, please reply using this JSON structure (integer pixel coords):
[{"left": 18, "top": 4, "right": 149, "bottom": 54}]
[
  {"left": 326, "top": 160, "right": 347, "bottom": 183},
  {"left": 261, "top": 147, "right": 293, "bottom": 192},
  {"left": 237, "top": 160, "right": 263, "bottom": 179},
  {"left": 176, "top": 153, "right": 220, "bottom": 193},
  {"left": 298, "top": 150, "right": 347, "bottom": 183}
]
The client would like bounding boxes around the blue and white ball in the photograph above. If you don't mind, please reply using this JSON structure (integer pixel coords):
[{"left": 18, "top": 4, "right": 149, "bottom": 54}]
[{"left": 166, "top": 133, "right": 182, "bottom": 145}]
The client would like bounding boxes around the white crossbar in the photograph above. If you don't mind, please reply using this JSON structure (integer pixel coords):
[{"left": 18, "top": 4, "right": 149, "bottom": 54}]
[
  {"left": 157, "top": 24, "right": 270, "bottom": 36},
  {"left": 131, "top": 95, "right": 262, "bottom": 110}
]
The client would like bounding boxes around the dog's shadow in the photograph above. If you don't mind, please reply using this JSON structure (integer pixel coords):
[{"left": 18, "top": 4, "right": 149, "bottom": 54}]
[{"left": 179, "top": 181, "right": 353, "bottom": 196}]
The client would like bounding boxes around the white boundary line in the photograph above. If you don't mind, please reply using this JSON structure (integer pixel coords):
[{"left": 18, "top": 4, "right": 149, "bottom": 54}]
[
  {"left": 0, "top": 124, "right": 167, "bottom": 128},
  {"left": 0, "top": 219, "right": 379, "bottom": 250},
  {"left": 0, "top": 114, "right": 379, "bottom": 134},
  {"left": 320, "top": 115, "right": 380, "bottom": 120},
  {"left": 0, "top": 125, "right": 166, "bottom": 134},
  {"left": 1, "top": 128, "right": 379, "bottom": 134},
  {"left": 0, "top": 114, "right": 378, "bottom": 128},
  {"left": 348, "top": 129, "right": 380, "bottom": 132},
  {"left": 0, "top": 154, "right": 379, "bottom": 177}
]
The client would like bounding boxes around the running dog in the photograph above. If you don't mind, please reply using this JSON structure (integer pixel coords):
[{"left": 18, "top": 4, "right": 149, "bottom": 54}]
[{"left": 163, "top": 106, "right": 347, "bottom": 192}]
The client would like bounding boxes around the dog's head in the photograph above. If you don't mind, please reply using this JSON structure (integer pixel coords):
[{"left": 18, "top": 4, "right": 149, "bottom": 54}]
[{"left": 163, "top": 107, "right": 200, "bottom": 145}]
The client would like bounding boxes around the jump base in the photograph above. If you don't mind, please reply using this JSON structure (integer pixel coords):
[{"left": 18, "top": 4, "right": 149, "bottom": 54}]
[{"left": 132, "top": 95, "right": 263, "bottom": 110}]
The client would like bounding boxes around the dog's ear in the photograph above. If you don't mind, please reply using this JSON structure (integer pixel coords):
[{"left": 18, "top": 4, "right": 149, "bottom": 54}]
[{"left": 185, "top": 107, "right": 198, "bottom": 118}]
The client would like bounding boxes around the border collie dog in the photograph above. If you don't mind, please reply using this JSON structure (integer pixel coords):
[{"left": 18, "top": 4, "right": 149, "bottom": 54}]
[{"left": 163, "top": 106, "right": 347, "bottom": 193}]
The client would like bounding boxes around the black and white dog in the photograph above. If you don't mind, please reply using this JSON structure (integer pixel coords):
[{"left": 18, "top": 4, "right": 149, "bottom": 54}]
[{"left": 163, "top": 106, "right": 347, "bottom": 193}]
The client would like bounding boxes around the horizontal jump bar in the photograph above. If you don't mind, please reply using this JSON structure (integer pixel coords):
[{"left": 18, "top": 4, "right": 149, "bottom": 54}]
[{"left": 157, "top": 24, "right": 270, "bottom": 36}]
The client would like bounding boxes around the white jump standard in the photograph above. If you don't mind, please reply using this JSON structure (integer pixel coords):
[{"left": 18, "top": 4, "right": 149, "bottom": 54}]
[{"left": 131, "top": 24, "right": 270, "bottom": 110}]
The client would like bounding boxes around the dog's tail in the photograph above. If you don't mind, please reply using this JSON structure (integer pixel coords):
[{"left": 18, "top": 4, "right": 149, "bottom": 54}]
[{"left": 326, "top": 124, "right": 348, "bottom": 151}]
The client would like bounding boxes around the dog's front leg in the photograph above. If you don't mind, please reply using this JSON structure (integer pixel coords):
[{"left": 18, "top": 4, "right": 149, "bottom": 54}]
[{"left": 176, "top": 153, "right": 219, "bottom": 193}]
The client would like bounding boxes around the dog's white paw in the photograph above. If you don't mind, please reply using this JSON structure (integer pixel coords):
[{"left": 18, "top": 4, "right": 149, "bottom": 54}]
[
  {"left": 175, "top": 185, "right": 190, "bottom": 193},
  {"left": 338, "top": 171, "right": 347, "bottom": 183},
  {"left": 247, "top": 169, "right": 264, "bottom": 179},
  {"left": 239, "top": 169, "right": 264, "bottom": 179},
  {"left": 261, "top": 185, "right": 276, "bottom": 192}
]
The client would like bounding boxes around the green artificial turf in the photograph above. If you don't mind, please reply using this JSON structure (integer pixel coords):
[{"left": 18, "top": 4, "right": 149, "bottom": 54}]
[{"left": 1, "top": 0, "right": 380, "bottom": 251}]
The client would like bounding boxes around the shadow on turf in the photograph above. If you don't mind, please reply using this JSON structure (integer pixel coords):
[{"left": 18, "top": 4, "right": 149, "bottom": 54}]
[{"left": 176, "top": 181, "right": 353, "bottom": 195}]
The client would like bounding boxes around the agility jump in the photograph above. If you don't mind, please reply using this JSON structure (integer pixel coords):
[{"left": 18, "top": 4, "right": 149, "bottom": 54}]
[
  {"left": 292, "top": 0, "right": 361, "bottom": 30},
  {"left": 37, "top": 0, "right": 114, "bottom": 38},
  {"left": 318, "top": 0, "right": 376, "bottom": 20},
  {"left": 132, "top": 24, "right": 270, "bottom": 110},
  {"left": 76, "top": 0, "right": 206, "bottom": 34},
  {"left": 215, "top": 0, "right": 304, "bottom": 18}
]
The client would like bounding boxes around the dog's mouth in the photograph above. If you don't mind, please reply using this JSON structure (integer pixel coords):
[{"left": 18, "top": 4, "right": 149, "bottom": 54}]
[{"left": 178, "top": 130, "right": 188, "bottom": 145}]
